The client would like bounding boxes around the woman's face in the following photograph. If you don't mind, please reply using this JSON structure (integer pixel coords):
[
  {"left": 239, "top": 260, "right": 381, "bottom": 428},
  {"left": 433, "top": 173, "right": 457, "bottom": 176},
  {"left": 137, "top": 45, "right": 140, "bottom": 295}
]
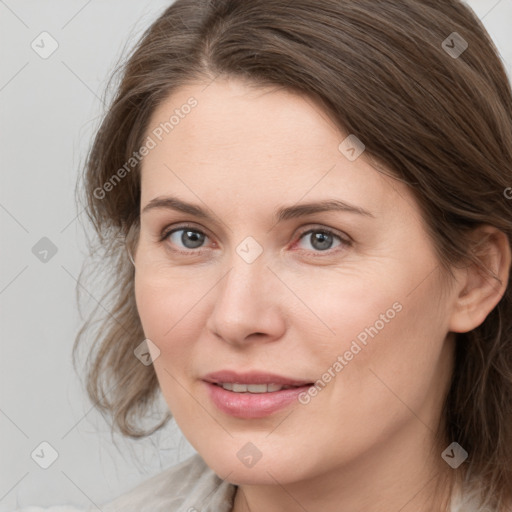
[{"left": 134, "top": 77, "right": 459, "bottom": 486}]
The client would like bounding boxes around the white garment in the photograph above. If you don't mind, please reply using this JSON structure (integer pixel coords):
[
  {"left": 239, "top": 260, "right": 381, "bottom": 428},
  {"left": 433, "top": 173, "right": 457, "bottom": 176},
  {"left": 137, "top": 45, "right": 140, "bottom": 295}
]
[
  {"left": 13, "top": 509, "right": 85, "bottom": 512},
  {"left": 14, "top": 453, "right": 497, "bottom": 512},
  {"left": 99, "top": 453, "right": 235, "bottom": 512}
]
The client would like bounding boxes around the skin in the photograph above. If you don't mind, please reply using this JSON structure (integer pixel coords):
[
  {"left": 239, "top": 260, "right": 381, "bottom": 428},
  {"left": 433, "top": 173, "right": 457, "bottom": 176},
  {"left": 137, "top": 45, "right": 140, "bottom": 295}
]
[{"left": 132, "top": 77, "right": 510, "bottom": 512}]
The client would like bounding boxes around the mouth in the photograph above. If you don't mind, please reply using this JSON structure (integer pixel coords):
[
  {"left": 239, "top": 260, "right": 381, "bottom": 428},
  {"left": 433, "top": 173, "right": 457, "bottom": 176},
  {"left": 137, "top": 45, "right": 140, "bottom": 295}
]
[
  {"left": 214, "top": 382, "right": 302, "bottom": 393},
  {"left": 202, "top": 370, "right": 314, "bottom": 418}
]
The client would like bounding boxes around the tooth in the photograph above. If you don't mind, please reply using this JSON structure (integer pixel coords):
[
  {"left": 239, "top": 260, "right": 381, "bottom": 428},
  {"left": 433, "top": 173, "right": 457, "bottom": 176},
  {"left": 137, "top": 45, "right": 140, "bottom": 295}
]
[
  {"left": 247, "top": 384, "right": 269, "bottom": 393},
  {"left": 219, "top": 383, "right": 295, "bottom": 393}
]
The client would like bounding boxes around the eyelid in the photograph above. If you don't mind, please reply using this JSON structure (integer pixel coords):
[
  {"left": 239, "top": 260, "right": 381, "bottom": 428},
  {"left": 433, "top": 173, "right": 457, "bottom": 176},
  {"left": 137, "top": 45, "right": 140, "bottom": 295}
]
[
  {"left": 160, "top": 222, "right": 352, "bottom": 253},
  {"left": 160, "top": 222, "right": 210, "bottom": 240},
  {"left": 290, "top": 225, "right": 352, "bottom": 255},
  {"left": 294, "top": 224, "right": 352, "bottom": 243}
]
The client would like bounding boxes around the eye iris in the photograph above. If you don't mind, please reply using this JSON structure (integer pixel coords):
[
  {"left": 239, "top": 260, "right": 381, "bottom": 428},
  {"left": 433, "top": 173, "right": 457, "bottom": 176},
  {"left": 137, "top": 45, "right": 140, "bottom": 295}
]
[
  {"left": 182, "top": 230, "right": 205, "bottom": 249},
  {"left": 311, "top": 231, "right": 333, "bottom": 251}
]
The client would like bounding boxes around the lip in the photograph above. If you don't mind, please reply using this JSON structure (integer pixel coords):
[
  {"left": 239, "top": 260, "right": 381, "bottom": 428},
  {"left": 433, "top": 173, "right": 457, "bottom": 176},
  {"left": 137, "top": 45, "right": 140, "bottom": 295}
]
[
  {"left": 202, "top": 370, "right": 312, "bottom": 386},
  {"left": 202, "top": 370, "right": 313, "bottom": 419}
]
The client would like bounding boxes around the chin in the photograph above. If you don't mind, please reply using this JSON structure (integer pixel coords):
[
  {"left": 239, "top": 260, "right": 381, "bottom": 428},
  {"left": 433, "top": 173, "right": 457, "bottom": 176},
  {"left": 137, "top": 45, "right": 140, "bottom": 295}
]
[
  {"left": 205, "top": 456, "right": 290, "bottom": 486},
  {"left": 196, "top": 441, "right": 310, "bottom": 486}
]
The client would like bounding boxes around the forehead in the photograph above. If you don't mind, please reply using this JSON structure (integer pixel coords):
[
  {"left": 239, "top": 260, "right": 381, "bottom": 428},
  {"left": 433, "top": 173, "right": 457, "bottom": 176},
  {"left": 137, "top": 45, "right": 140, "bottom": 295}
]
[{"left": 139, "top": 78, "right": 408, "bottom": 221}]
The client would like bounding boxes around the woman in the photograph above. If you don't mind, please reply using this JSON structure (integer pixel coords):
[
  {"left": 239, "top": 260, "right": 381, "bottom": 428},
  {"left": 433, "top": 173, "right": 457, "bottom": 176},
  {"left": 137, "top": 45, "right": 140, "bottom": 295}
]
[{"left": 28, "top": 0, "right": 512, "bottom": 511}]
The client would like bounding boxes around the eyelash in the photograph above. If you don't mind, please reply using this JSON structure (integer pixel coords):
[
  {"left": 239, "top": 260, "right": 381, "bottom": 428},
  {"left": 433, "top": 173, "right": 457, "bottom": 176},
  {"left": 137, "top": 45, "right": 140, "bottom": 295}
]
[{"left": 159, "top": 223, "right": 352, "bottom": 256}]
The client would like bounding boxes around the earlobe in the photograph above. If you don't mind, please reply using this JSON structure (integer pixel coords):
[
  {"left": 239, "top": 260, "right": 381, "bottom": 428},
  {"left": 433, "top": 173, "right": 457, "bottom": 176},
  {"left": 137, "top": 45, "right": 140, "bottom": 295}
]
[{"left": 448, "top": 226, "right": 511, "bottom": 334}]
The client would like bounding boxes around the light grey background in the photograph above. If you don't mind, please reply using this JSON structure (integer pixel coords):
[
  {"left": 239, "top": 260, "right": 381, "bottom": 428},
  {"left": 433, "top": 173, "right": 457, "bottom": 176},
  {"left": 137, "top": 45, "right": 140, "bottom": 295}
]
[{"left": 1, "top": 0, "right": 511, "bottom": 509}]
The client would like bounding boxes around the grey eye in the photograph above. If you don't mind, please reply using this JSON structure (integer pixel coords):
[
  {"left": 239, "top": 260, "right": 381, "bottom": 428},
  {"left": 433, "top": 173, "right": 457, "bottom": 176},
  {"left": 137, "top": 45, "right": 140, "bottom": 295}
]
[
  {"left": 297, "top": 230, "right": 342, "bottom": 251},
  {"left": 169, "top": 229, "right": 207, "bottom": 249}
]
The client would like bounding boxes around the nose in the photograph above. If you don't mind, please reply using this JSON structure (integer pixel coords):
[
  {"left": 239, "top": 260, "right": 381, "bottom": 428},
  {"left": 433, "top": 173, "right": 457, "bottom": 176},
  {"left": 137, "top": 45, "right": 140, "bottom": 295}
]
[{"left": 206, "top": 253, "right": 287, "bottom": 347}]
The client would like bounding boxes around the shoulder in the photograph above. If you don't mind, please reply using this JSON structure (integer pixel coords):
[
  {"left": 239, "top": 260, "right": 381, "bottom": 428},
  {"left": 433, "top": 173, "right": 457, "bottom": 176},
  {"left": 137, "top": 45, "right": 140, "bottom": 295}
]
[
  {"left": 99, "top": 453, "right": 237, "bottom": 512},
  {"left": 11, "top": 455, "right": 235, "bottom": 512}
]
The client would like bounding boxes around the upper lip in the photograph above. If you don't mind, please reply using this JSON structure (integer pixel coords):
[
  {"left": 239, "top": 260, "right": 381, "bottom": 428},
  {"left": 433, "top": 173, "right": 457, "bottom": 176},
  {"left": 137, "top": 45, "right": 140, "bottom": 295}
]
[{"left": 203, "top": 370, "right": 312, "bottom": 387}]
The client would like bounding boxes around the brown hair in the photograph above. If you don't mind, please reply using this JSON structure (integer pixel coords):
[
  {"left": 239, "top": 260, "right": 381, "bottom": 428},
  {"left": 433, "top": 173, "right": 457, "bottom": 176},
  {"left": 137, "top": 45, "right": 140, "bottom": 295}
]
[{"left": 75, "top": 0, "right": 512, "bottom": 509}]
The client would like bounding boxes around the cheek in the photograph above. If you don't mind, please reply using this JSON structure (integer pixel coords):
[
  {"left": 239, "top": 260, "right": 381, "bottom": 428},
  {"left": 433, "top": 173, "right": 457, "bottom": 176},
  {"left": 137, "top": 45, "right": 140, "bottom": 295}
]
[
  {"left": 133, "top": 270, "right": 200, "bottom": 368},
  {"left": 134, "top": 275, "right": 168, "bottom": 342},
  {"left": 134, "top": 272, "right": 201, "bottom": 419},
  {"left": 134, "top": 264, "right": 207, "bottom": 336},
  {"left": 297, "top": 266, "right": 449, "bottom": 410},
  {"left": 290, "top": 268, "right": 404, "bottom": 358}
]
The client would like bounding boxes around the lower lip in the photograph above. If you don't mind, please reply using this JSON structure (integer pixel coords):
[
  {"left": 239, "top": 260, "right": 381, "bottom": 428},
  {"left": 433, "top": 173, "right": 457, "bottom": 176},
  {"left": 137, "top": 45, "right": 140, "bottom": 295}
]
[{"left": 204, "top": 382, "right": 312, "bottom": 419}]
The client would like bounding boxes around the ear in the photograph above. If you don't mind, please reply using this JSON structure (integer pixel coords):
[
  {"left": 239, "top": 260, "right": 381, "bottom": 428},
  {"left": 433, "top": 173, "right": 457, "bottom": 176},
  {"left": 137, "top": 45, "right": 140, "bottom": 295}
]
[{"left": 448, "top": 225, "right": 511, "bottom": 333}]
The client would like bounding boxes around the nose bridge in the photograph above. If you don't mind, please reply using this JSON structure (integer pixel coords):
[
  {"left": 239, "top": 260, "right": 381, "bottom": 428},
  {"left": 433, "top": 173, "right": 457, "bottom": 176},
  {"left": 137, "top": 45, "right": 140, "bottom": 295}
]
[
  {"left": 222, "top": 233, "right": 271, "bottom": 296},
  {"left": 217, "top": 247, "right": 269, "bottom": 315},
  {"left": 207, "top": 243, "right": 285, "bottom": 344}
]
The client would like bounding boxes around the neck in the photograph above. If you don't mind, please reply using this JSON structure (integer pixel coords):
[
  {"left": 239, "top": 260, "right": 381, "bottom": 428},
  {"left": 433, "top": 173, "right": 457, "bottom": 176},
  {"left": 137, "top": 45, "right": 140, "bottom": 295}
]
[{"left": 231, "top": 418, "right": 455, "bottom": 512}]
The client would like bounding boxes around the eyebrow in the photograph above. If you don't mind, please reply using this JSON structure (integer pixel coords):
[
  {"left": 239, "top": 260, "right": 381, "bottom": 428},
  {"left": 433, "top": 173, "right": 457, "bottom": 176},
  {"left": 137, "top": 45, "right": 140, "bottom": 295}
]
[{"left": 141, "top": 195, "right": 375, "bottom": 222}]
